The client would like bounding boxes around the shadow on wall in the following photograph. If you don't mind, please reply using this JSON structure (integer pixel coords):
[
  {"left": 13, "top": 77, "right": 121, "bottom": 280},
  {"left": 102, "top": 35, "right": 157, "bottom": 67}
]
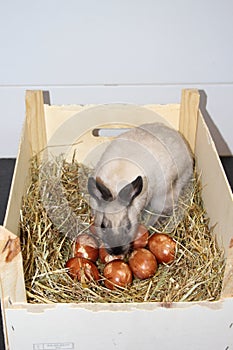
[
  {"left": 199, "top": 90, "right": 232, "bottom": 156},
  {"left": 43, "top": 90, "right": 51, "bottom": 105}
]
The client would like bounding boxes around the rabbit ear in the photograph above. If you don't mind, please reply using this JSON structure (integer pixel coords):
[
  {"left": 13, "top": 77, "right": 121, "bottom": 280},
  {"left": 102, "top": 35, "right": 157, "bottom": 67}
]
[
  {"left": 88, "top": 176, "right": 113, "bottom": 202},
  {"left": 118, "top": 176, "right": 143, "bottom": 206}
]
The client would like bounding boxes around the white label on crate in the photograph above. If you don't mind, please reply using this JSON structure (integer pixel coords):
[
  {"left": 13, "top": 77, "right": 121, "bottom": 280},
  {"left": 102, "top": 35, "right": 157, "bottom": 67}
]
[{"left": 33, "top": 342, "right": 74, "bottom": 350}]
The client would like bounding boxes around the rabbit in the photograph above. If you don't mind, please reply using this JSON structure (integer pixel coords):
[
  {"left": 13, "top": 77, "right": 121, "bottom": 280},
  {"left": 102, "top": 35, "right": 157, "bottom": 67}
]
[{"left": 88, "top": 122, "right": 193, "bottom": 255}]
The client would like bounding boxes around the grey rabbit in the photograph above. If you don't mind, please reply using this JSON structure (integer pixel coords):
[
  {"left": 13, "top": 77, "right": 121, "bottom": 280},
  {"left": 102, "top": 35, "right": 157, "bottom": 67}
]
[{"left": 88, "top": 122, "right": 193, "bottom": 255}]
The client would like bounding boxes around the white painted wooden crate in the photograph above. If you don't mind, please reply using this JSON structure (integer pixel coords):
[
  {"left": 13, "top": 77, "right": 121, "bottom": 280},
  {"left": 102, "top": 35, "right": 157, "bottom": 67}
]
[{"left": 0, "top": 89, "right": 232, "bottom": 350}]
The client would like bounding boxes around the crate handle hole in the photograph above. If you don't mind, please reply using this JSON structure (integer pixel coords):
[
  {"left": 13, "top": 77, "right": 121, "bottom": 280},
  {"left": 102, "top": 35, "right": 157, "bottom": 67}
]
[{"left": 92, "top": 128, "right": 131, "bottom": 137}]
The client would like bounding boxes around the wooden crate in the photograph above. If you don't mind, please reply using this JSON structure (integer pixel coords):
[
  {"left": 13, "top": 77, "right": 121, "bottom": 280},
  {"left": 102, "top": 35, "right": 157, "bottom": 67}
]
[{"left": 0, "top": 89, "right": 233, "bottom": 350}]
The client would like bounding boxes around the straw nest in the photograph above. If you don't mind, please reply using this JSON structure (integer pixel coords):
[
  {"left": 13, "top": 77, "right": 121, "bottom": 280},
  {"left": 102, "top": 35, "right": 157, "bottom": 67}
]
[{"left": 20, "top": 154, "right": 225, "bottom": 304}]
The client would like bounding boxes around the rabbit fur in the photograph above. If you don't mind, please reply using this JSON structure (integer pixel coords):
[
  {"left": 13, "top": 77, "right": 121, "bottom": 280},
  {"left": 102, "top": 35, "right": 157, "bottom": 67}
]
[{"left": 88, "top": 122, "right": 193, "bottom": 255}]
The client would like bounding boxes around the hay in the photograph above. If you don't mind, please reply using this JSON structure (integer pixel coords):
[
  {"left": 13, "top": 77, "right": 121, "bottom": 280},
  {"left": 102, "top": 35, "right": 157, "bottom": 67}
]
[{"left": 20, "top": 155, "right": 225, "bottom": 304}]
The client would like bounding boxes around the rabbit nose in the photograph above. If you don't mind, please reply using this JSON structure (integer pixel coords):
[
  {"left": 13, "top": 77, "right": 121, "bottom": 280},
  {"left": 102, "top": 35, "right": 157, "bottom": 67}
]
[{"left": 107, "top": 245, "right": 126, "bottom": 255}]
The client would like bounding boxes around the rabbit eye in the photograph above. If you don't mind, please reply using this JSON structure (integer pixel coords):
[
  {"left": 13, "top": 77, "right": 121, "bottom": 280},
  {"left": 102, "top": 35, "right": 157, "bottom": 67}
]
[{"left": 101, "top": 222, "right": 106, "bottom": 229}]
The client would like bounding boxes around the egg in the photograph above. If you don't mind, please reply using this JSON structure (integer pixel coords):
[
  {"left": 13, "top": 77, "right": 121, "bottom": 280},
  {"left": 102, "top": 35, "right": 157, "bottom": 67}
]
[
  {"left": 129, "top": 248, "right": 157, "bottom": 279},
  {"left": 99, "top": 245, "right": 124, "bottom": 264},
  {"left": 66, "top": 257, "right": 99, "bottom": 282},
  {"left": 89, "top": 223, "right": 97, "bottom": 235},
  {"left": 148, "top": 233, "right": 176, "bottom": 264},
  {"left": 133, "top": 224, "right": 149, "bottom": 249},
  {"left": 103, "top": 260, "right": 133, "bottom": 290},
  {"left": 74, "top": 233, "right": 99, "bottom": 262}
]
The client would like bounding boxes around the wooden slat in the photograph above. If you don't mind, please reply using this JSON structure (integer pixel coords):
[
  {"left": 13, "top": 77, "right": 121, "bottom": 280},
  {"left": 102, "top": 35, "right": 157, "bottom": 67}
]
[
  {"left": 3, "top": 122, "right": 31, "bottom": 233},
  {"left": 3, "top": 89, "right": 48, "bottom": 233},
  {"left": 179, "top": 89, "right": 200, "bottom": 153},
  {"left": 25, "top": 90, "right": 47, "bottom": 158},
  {"left": 222, "top": 241, "right": 233, "bottom": 298},
  {"left": 0, "top": 226, "right": 27, "bottom": 306}
]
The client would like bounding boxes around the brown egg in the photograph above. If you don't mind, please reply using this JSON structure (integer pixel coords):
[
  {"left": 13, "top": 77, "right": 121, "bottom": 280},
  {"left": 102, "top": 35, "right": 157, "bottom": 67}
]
[
  {"left": 148, "top": 233, "right": 176, "bottom": 264},
  {"left": 74, "top": 233, "right": 99, "bottom": 262},
  {"left": 103, "top": 260, "right": 133, "bottom": 290},
  {"left": 133, "top": 224, "right": 149, "bottom": 249},
  {"left": 89, "top": 223, "right": 97, "bottom": 235},
  {"left": 99, "top": 245, "right": 124, "bottom": 264},
  {"left": 66, "top": 257, "right": 99, "bottom": 282},
  {"left": 129, "top": 248, "right": 157, "bottom": 279}
]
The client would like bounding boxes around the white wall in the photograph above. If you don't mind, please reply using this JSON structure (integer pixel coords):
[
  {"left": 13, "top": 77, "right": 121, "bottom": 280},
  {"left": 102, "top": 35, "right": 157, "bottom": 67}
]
[{"left": 0, "top": 0, "right": 232, "bottom": 157}]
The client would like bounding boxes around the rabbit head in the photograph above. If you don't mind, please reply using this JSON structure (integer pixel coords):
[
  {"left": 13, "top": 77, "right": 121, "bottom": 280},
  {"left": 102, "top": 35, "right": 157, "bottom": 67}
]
[{"left": 88, "top": 175, "right": 147, "bottom": 255}]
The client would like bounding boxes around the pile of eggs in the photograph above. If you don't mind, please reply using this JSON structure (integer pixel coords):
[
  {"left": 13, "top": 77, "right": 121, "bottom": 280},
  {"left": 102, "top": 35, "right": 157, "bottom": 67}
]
[{"left": 66, "top": 224, "right": 176, "bottom": 290}]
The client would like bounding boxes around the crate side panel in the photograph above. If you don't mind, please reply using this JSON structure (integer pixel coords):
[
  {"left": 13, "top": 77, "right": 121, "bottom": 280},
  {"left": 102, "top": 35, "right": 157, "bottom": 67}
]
[
  {"left": 44, "top": 104, "right": 88, "bottom": 145},
  {"left": 0, "top": 226, "right": 26, "bottom": 305},
  {"left": 43, "top": 103, "right": 180, "bottom": 163},
  {"left": 3, "top": 121, "right": 32, "bottom": 235},
  {"left": 195, "top": 113, "right": 233, "bottom": 297},
  {"left": 44, "top": 104, "right": 180, "bottom": 141},
  {"left": 5, "top": 301, "right": 233, "bottom": 350},
  {"left": 142, "top": 104, "right": 180, "bottom": 129},
  {"left": 0, "top": 226, "right": 27, "bottom": 348},
  {"left": 195, "top": 112, "right": 233, "bottom": 249},
  {"left": 4, "top": 91, "right": 47, "bottom": 234}
]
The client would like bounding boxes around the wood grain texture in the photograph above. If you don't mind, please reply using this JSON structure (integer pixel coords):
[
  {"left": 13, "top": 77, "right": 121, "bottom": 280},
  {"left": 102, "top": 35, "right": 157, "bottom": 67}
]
[
  {"left": 25, "top": 90, "right": 47, "bottom": 158},
  {"left": 194, "top": 112, "right": 233, "bottom": 298},
  {"left": 0, "top": 226, "right": 26, "bottom": 306},
  {"left": 3, "top": 122, "right": 31, "bottom": 234},
  {"left": 222, "top": 242, "right": 233, "bottom": 298},
  {"left": 179, "top": 89, "right": 200, "bottom": 153}
]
